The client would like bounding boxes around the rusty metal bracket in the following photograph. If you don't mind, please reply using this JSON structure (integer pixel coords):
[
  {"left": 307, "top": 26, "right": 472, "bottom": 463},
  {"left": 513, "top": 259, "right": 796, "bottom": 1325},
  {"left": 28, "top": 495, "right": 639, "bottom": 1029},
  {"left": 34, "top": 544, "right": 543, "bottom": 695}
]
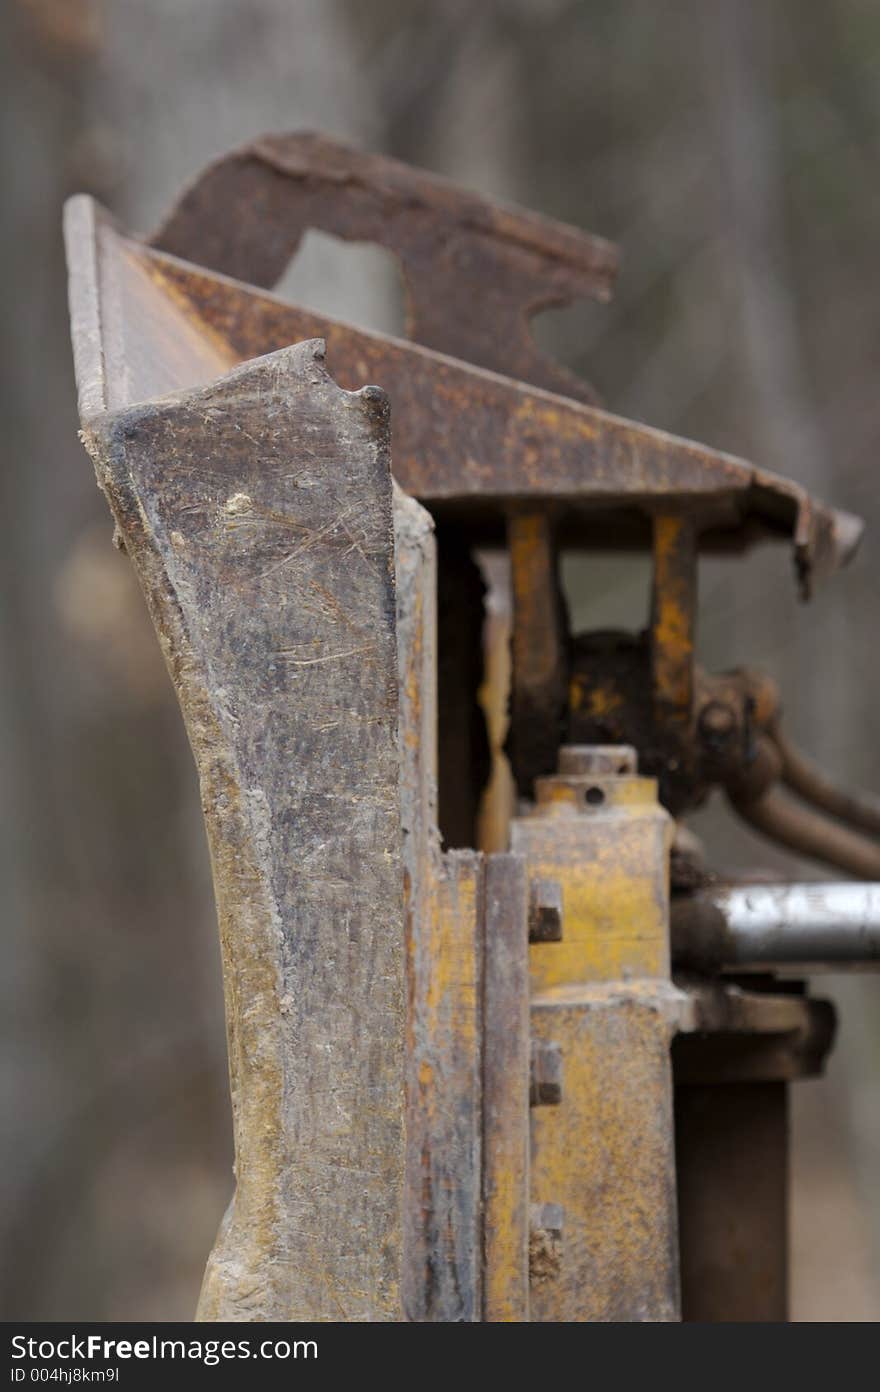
[{"left": 149, "top": 131, "right": 618, "bottom": 405}]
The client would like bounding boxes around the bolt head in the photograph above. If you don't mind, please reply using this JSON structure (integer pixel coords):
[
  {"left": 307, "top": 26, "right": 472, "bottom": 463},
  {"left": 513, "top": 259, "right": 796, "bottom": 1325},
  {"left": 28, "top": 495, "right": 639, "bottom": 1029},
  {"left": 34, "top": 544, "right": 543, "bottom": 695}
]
[
  {"left": 529, "top": 877, "right": 563, "bottom": 941},
  {"left": 699, "top": 701, "right": 737, "bottom": 746},
  {"left": 530, "top": 1041, "right": 563, "bottom": 1105}
]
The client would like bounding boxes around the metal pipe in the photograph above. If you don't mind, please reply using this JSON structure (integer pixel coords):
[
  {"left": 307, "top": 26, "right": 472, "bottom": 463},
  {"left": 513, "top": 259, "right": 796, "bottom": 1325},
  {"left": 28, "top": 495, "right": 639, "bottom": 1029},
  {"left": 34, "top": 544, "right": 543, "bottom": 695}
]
[
  {"left": 729, "top": 783, "right": 880, "bottom": 880},
  {"left": 672, "top": 882, "right": 880, "bottom": 971},
  {"left": 771, "top": 725, "right": 880, "bottom": 838}
]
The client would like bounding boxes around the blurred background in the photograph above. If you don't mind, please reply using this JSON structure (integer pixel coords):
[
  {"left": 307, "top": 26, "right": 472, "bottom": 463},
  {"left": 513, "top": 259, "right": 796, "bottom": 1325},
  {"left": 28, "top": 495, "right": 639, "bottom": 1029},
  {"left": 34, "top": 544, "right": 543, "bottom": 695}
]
[{"left": 2, "top": 0, "right": 879, "bottom": 1320}]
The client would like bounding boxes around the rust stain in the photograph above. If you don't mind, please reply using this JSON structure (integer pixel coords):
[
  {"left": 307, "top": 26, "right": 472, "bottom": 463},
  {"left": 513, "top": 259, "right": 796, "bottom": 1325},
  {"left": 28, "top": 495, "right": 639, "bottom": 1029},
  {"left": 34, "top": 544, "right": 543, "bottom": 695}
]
[{"left": 651, "top": 512, "right": 697, "bottom": 724}]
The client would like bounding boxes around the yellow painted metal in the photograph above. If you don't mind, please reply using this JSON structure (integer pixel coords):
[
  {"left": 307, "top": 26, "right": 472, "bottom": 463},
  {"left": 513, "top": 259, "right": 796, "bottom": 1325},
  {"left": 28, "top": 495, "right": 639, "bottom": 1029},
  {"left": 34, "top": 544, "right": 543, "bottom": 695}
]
[
  {"left": 525, "top": 770, "right": 671, "bottom": 990},
  {"left": 512, "top": 749, "right": 681, "bottom": 1321},
  {"left": 529, "top": 989, "right": 680, "bottom": 1320}
]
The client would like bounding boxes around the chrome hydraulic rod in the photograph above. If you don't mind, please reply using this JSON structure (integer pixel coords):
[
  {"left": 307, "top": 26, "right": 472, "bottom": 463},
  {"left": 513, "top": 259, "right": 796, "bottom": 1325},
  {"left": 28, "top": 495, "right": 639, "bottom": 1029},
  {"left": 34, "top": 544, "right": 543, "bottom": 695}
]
[{"left": 672, "top": 882, "right": 880, "bottom": 971}]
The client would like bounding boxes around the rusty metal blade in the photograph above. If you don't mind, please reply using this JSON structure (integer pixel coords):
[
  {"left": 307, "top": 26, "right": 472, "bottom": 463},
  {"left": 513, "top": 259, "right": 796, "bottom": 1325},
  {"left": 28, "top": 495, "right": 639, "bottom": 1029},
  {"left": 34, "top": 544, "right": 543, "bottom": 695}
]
[
  {"left": 73, "top": 329, "right": 407, "bottom": 1320},
  {"left": 65, "top": 197, "right": 859, "bottom": 594},
  {"left": 148, "top": 130, "right": 618, "bottom": 406}
]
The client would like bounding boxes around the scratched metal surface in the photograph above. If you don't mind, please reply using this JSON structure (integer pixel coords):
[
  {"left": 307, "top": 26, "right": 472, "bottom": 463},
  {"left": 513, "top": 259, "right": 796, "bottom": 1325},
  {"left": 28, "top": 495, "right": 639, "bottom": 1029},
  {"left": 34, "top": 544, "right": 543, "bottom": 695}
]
[{"left": 69, "top": 217, "right": 408, "bottom": 1320}]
